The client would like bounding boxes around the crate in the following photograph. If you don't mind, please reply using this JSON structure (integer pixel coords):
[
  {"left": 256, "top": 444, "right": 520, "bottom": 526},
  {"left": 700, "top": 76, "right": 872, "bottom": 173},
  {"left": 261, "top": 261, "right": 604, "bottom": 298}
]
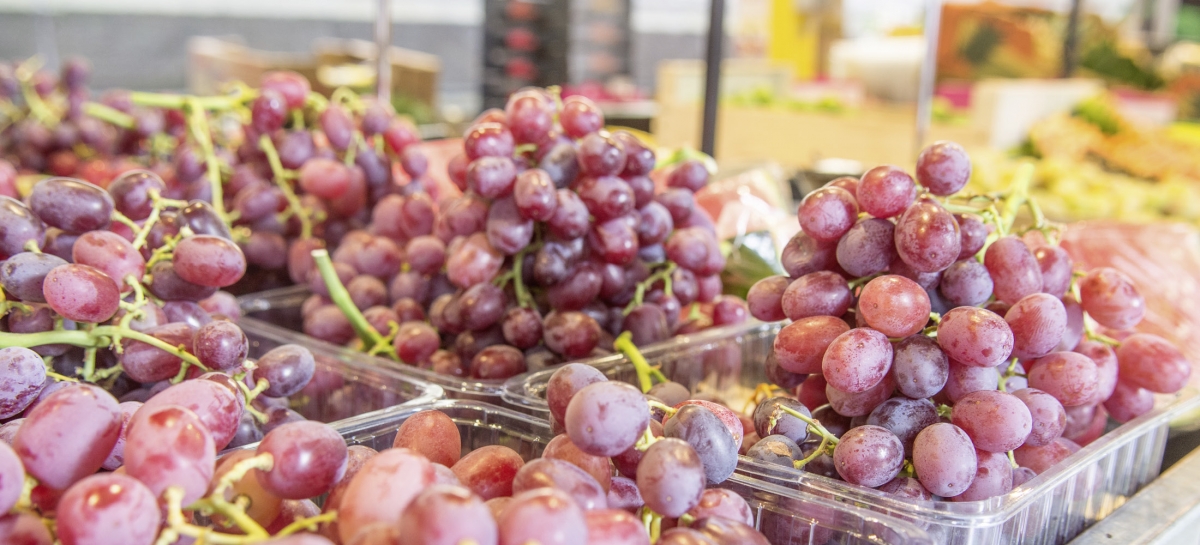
[
  {"left": 502, "top": 320, "right": 1200, "bottom": 545},
  {"left": 238, "top": 286, "right": 511, "bottom": 402},
  {"left": 238, "top": 399, "right": 934, "bottom": 544}
]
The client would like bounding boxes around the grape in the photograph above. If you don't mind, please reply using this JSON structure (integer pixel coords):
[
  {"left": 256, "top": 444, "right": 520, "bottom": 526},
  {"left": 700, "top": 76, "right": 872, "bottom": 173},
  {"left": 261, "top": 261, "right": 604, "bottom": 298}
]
[
  {"left": 1055, "top": 296, "right": 1085, "bottom": 352},
  {"left": 894, "top": 200, "right": 961, "bottom": 273},
  {"left": 1005, "top": 293, "right": 1067, "bottom": 360},
  {"left": 746, "top": 275, "right": 789, "bottom": 322},
  {"left": 822, "top": 328, "right": 893, "bottom": 393},
  {"left": 939, "top": 259, "right": 993, "bottom": 307},
  {"left": 172, "top": 235, "right": 247, "bottom": 288},
  {"left": 1033, "top": 246, "right": 1073, "bottom": 297},
  {"left": 338, "top": 449, "right": 435, "bottom": 543},
  {"left": 826, "top": 374, "right": 895, "bottom": 417},
  {"left": 565, "top": 381, "right": 648, "bottom": 457},
  {"left": 984, "top": 236, "right": 1043, "bottom": 305},
  {"left": 41, "top": 228, "right": 76, "bottom": 262},
  {"left": 29, "top": 177, "right": 113, "bottom": 233},
  {"left": 712, "top": 296, "right": 748, "bottom": 326},
  {"left": 952, "top": 450, "right": 1013, "bottom": 501},
  {"left": 539, "top": 142, "right": 581, "bottom": 189},
  {"left": 781, "top": 230, "right": 837, "bottom": 278},
  {"left": 637, "top": 438, "right": 706, "bottom": 517},
  {"left": 470, "top": 345, "right": 527, "bottom": 379},
  {"left": 512, "top": 168, "right": 558, "bottom": 221},
  {"left": 498, "top": 488, "right": 588, "bottom": 545},
  {"left": 912, "top": 423, "right": 977, "bottom": 496},
  {"left": 916, "top": 141, "right": 971, "bottom": 195},
  {"left": 577, "top": 175, "right": 635, "bottom": 222},
  {"left": 0, "top": 347, "right": 47, "bottom": 419},
  {"left": 952, "top": 390, "right": 1033, "bottom": 452},
  {"left": 589, "top": 217, "right": 639, "bottom": 266},
  {"left": 1074, "top": 340, "right": 1118, "bottom": 404},
  {"left": 1027, "top": 351, "right": 1100, "bottom": 407},
  {"left": 346, "top": 276, "right": 388, "bottom": 310},
  {"left": 937, "top": 307, "right": 1014, "bottom": 368},
  {"left": 459, "top": 282, "right": 507, "bottom": 331},
  {"left": 255, "top": 421, "right": 347, "bottom": 500},
  {"left": 393, "top": 321, "right": 440, "bottom": 365},
  {"left": 836, "top": 218, "right": 897, "bottom": 277},
  {"left": 667, "top": 160, "right": 709, "bottom": 193},
  {"left": 298, "top": 158, "right": 351, "bottom": 199},
  {"left": 43, "top": 263, "right": 121, "bottom": 323},
  {"left": 859, "top": 275, "right": 932, "bottom": 338},
  {"left": 585, "top": 509, "right": 649, "bottom": 545},
  {"left": 945, "top": 361, "right": 999, "bottom": 402},
  {"left": 1012, "top": 466, "right": 1037, "bottom": 488},
  {"left": 1079, "top": 267, "right": 1146, "bottom": 330},
  {"left": 577, "top": 131, "right": 626, "bottom": 177},
  {"left": 867, "top": 397, "right": 939, "bottom": 457},
  {"left": 1104, "top": 381, "right": 1154, "bottom": 423},
  {"left": 546, "top": 189, "right": 590, "bottom": 240},
  {"left": 0, "top": 251, "right": 65, "bottom": 303},
  {"left": 747, "top": 434, "right": 802, "bottom": 467},
  {"left": 118, "top": 322, "right": 194, "bottom": 382},
  {"left": 397, "top": 485, "right": 499, "bottom": 545},
  {"left": 124, "top": 404, "right": 215, "bottom": 504},
  {"left": 544, "top": 434, "right": 613, "bottom": 493},
  {"left": 513, "top": 457, "right": 607, "bottom": 510},
  {"left": 316, "top": 104, "right": 353, "bottom": 151},
  {"left": 622, "top": 304, "right": 670, "bottom": 346},
  {"left": 797, "top": 187, "right": 857, "bottom": 243},
  {"left": 606, "top": 476, "right": 643, "bottom": 512},
  {"left": 0, "top": 512, "right": 52, "bottom": 544},
  {"left": 250, "top": 89, "right": 287, "bottom": 132},
  {"left": 693, "top": 517, "right": 771, "bottom": 545},
  {"left": 107, "top": 170, "right": 165, "bottom": 221},
  {"left": 752, "top": 397, "right": 810, "bottom": 443},
  {"left": 665, "top": 404, "right": 739, "bottom": 484},
  {"left": 190, "top": 319, "right": 248, "bottom": 372},
  {"left": 446, "top": 233, "right": 504, "bottom": 289},
  {"left": 780, "top": 271, "right": 852, "bottom": 320},
  {"left": 543, "top": 310, "right": 601, "bottom": 358},
  {"left": 665, "top": 227, "right": 723, "bottom": 276},
  {"left": 451, "top": 445, "right": 524, "bottom": 500},
  {"left": 507, "top": 92, "right": 554, "bottom": 144},
  {"left": 0, "top": 197, "right": 45, "bottom": 259},
  {"left": 142, "top": 378, "right": 241, "bottom": 450},
  {"left": 773, "top": 316, "right": 850, "bottom": 374},
  {"left": 546, "top": 363, "right": 608, "bottom": 424},
  {"left": 559, "top": 95, "right": 604, "bottom": 137},
  {"left": 1116, "top": 333, "right": 1191, "bottom": 394},
  {"left": 0, "top": 442, "right": 21, "bottom": 513},
  {"left": 857, "top": 165, "right": 916, "bottom": 218},
  {"left": 1013, "top": 438, "right": 1075, "bottom": 475},
  {"left": 303, "top": 305, "right": 355, "bottom": 344},
  {"left": 955, "top": 214, "right": 989, "bottom": 259},
  {"left": 14, "top": 383, "right": 120, "bottom": 490},
  {"left": 468, "top": 156, "right": 518, "bottom": 199},
  {"left": 56, "top": 473, "right": 161, "bottom": 545},
  {"left": 656, "top": 188, "right": 695, "bottom": 224},
  {"left": 891, "top": 335, "right": 950, "bottom": 399},
  {"left": 833, "top": 425, "right": 904, "bottom": 487},
  {"left": 1012, "top": 388, "right": 1066, "bottom": 447},
  {"left": 100, "top": 401, "right": 141, "bottom": 471}
]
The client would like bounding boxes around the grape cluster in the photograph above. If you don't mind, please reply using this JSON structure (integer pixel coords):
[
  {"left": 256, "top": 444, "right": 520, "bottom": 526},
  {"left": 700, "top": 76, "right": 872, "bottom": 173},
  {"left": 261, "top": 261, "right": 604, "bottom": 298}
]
[
  {"left": 741, "top": 142, "right": 1192, "bottom": 501},
  {"left": 295, "top": 87, "right": 749, "bottom": 382}
]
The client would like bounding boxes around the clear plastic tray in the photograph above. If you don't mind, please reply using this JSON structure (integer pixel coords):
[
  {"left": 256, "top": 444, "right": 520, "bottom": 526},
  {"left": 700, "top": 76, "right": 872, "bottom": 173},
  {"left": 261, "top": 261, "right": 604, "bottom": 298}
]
[
  {"left": 243, "top": 320, "right": 443, "bottom": 426},
  {"left": 237, "top": 399, "right": 934, "bottom": 544},
  {"left": 502, "top": 321, "right": 1200, "bottom": 545},
  {"left": 238, "top": 286, "right": 510, "bottom": 401}
]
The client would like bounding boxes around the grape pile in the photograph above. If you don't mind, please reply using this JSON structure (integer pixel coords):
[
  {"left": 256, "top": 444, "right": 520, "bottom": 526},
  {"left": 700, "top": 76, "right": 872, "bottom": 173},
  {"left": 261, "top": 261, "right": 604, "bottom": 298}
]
[
  {"left": 294, "top": 88, "right": 749, "bottom": 382},
  {"left": 739, "top": 142, "right": 1192, "bottom": 501}
]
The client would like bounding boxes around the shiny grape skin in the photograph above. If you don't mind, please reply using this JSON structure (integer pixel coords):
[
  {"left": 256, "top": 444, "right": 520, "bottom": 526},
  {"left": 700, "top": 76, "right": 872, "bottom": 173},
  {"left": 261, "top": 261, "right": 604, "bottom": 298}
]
[
  {"left": 951, "top": 449, "right": 1013, "bottom": 502},
  {"left": 0, "top": 251, "right": 65, "bottom": 303},
  {"left": 894, "top": 200, "right": 961, "bottom": 273},
  {"left": 338, "top": 449, "right": 436, "bottom": 543},
  {"left": 746, "top": 434, "right": 802, "bottom": 467},
  {"left": 1033, "top": 245, "right": 1073, "bottom": 298},
  {"left": 1115, "top": 333, "right": 1191, "bottom": 394},
  {"left": 191, "top": 319, "right": 248, "bottom": 373},
  {"left": 29, "top": 177, "right": 113, "bottom": 234},
  {"left": 0, "top": 196, "right": 45, "bottom": 259},
  {"left": 637, "top": 438, "right": 706, "bottom": 518},
  {"left": 577, "top": 131, "right": 627, "bottom": 177},
  {"left": 1075, "top": 340, "right": 1118, "bottom": 404},
  {"left": 14, "top": 383, "right": 121, "bottom": 491},
  {"left": 911, "top": 422, "right": 977, "bottom": 497},
  {"left": 0, "top": 442, "right": 21, "bottom": 513},
  {"left": 512, "top": 457, "right": 607, "bottom": 511},
  {"left": 867, "top": 397, "right": 939, "bottom": 457},
  {"left": 43, "top": 263, "right": 121, "bottom": 323},
  {"left": 1027, "top": 351, "right": 1101, "bottom": 407},
  {"left": 256, "top": 421, "right": 348, "bottom": 500},
  {"left": 781, "top": 271, "right": 852, "bottom": 321},
  {"left": 781, "top": 230, "right": 837, "bottom": 278},
  {"left": 55, "top": 473, "right": 161, "bottom": 545},
  {"left": 124, "top": 404, "right": 215, "bottom": 504},
  {"left": 939, "top": 259, "right": 994, "bottom": 307},
  {"left": 498, "top": 488, "right": 589, "bottom": 545},
  {"left": 936, "top": 307, "right": 1015, "bottom": 368},
  {"left": 822, "top": 328, "right": 893, "bottom": 394},
  {"left": 0, "top": 347, "right": 47, "bottom": 419},
  {"left": 773, "top": 315, "right": 850, "bottom": 375},
  {"left": 565, "top": 381, "right": 649, "bottom": 457},
  {"left": 0, "top": 511, "right": 53, "bottom": 544},
  {"left": 542, "top": 310, "right": 602, "bottom": 359},
  {"left": 173, "top": 235, "right": 247, "bottom": 288},
  {"left": 1012, "top": 388, "right": 1066, "bottom": 447},
  {"left": 1104, "top": 381, "right": 1155, "bottom": 423},
  {"left": 752, "top": 397, "right": 810, "bottom": 444},
  {"left": 797, "top": 187, "right": 858, "bottom": 243},
  {"left": 1005, "top": 293, "right": 1068, "bottom": 360},
  {"left": 891, "top": 335, "right": 949, "bottom": 399},
  {"left": 1013, "top": 438, "right": 1076, "bottom": 475},
  {"left": 836, "top": 218, "right": 897, "bottom": 277},
  {"left": 470, "top": 345, "right": 528, "bottom": 380},
  {"left": 664, "top": 405, "right": 739, "bottom": 484},
  {"left": 255, "top": 344, "right": 316, "bottom": 398},
  {"left": 107, "top": 170, "right": 166, "bottom": 221},
  {"left": 615, "top": 131, "right": 655, "bottom": 177},
  {"left": 857, "top": 165, "right": 916, "bottom": 218},
  {"left": 858, "top": 275, "right": 932, "bottom": 338},
  {"left": 746, "top": 275, "right": 789, "bottom": 322},
  {"left": 141, "top": 378, "right": 241, "bottom": 451},
  {"left": 826, "top": 373, "right": 895, "bottom": 417},
  {"left": 118, "top": 322, "right": 194, "bottom": 383},
  {"left": 561, "top": 96, "right": 605, "bottom": 138},
  {"left": 586, "top": 508, "right": 650, "bottom": 545},
  {"left": 451, "top": 445, "right": 524, "bottom": 501},
  {"left": 955, "top": 214, "right": 990, "bottom": 260},
  {"left": 916, "top": 141, "right": 972, "bottom": 195},
  {"left": 832, "top": 425, "right": 904, "bottom": 487},
  {"left": 1079, "top": 267, "right": 1146, "bottom": 331},
  {"left": 544, "top": 433, "right": 613, "bottom": 493},
  {"left": 984, "top": 236, "right": 1044, "bottom": 306},
  {"left": 952, "top": 390, "right": 1034, "bottom": 452},
  {"left": 397, "top": 485, "right": 499, "bottom": 545},
  {"left": 546, "top": 363, "right": 608, "bottom": 425},
  {"left": 513, "top": 168, "right": 558, "bottom": 221},
  {"left": 693, "top": 517, "right": 772, "bottom": 545}
]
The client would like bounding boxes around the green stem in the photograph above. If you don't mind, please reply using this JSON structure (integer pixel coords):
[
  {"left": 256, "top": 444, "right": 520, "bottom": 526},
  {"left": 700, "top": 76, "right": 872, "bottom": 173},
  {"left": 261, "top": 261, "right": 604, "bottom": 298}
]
[
  {"left": 511, "top": 242, "right": 541, "bottom": 308},
  {"left": 131, "top": 190, "right": 164, "bottom": 251},
  {"left": 848, "top": 273, "right": 881, "bottom": 290},
  {"left": 622, "top": 262, "right": 677, "bottom": 316},
  {"left": 794, "top": 433, "right": 830, "bottom": 469},
  {"left": 110, "top": 210, "right": 141, "bottom": 232},
  {"left": 129, "top": 92, "right": 246, "bottom": 111},
  {"left": 779, "top": 405, "right": 840, "bottom": 447},
  {"left": 184, "top": 98, "right": 227, "bottom": 219},
  {"left": 83, "top": 101, "right": 136, "bottom": 129},
  {"left": 312, "top": 249, "right": 391, "bottom": 353},
  {"left": 259, "top": 134, "right": 313, "bottom": 239},
  {"left": 615, "top": 331, "right": 656, "bottom": 393},
  {"left": 1008, "top": 450, "right": 1019, "bottom": 469}
]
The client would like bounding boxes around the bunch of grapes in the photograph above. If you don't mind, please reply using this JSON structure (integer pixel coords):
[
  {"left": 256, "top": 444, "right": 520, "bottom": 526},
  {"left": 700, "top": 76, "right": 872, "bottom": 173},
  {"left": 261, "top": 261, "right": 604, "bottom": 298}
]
[
  {"left": 293, "top": 87, "right": 749, "bottom": 382},
  {"left": 738, "top": 142, "right": 1192, "bottom": 501}
]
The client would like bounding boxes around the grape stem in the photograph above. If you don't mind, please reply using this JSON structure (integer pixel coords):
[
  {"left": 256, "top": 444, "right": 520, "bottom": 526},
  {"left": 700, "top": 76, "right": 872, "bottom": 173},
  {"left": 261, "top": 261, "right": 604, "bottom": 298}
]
[
  {"left": 201, "top": 453, "right": 275, "bottom": 538},
  {"left": 82, "top": 101, "right": 136, "bottom": 129},
  {"left": 0, "top": 324, "right": 207, "bottom": 380},
  {"left": 778, "top": 405, "right": 840, "bottom": 449},
  {"left": 614, "top": 331, "right": 668, "bottom": 393},
  {"left": 311, "top": 249, "right": 398, "bottom": 361},
  {"left": 184, "top": 97, "right": 227, "bottom": 219},
  {"left": 647, "top": 399, "right": 678, "bottom": 419},
  {"left": 639, "top": 507, "right": 664, "bottom": 542},
  {"left": 997, "top": 357, "right": 1022, "bottom": 393},
  {"left": 276, "top": 511, "right": 338, "bottom": 537},
  {"left": 847, "top": 273, "right": 882, "bottom": 291},
  {"left": 936, "top": 404, "right": 954, "bottom": 419},
  {"left": 634, "top": 425, "right": 660, "bottom": 452},
  {"left": 235, "top": 377, "right": 272, "bottom": 424},
  {"left": 622, "top": 262, "right": 677, "bottom": 316},
  {"left": 794, "top": 433, "right": 830, "bottom": 470},
  {"left": 1008, "top": 450, "right": 1019, "bottom": 469},
  {"left": 259, "top": 134, "right": 314, "bottom": 240}
]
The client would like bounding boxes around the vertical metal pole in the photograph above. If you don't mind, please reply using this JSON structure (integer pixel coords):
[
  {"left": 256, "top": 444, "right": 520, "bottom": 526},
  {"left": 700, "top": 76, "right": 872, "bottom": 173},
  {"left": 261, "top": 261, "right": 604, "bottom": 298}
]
[
  {"left": 1062, "top": 0, "right": 1082, "bottom": 77},
  {"left": 700, "top": 0, "right": 725, "bottom": 157},
  {"left": 375, "top": 0, "right": 393, "bottom": 105},
  {"left": 915, "top": 0, "right": 942, "bottom": 155}
]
